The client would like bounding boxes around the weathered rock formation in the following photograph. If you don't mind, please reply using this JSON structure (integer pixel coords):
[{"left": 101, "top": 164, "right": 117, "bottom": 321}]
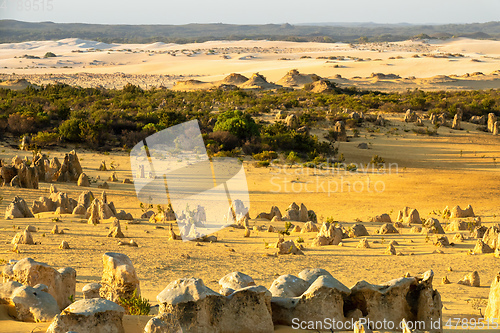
[
  {"left": 99, "top": 252, "right": 140, "bottom": 307},
  {"left": 157, "top": 277, "right": 274, "bottom": 333},
  {"left": 5, "top": 196, "right": 34, "bottom": 219},
  {"left": 2, "top": 257, "right": 76, "bottom": 310},
  {"left": 485, "top": 272, "right": 500, "bottom": 320},
  {"left": 46, "top": 298, "right": 125, "bottom": 333}
]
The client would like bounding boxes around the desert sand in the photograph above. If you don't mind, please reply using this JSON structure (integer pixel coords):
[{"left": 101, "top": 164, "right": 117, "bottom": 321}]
[
  {"left": 1, "top": 38, "right": 500, "bottom": 91},
  {"left": 1, "top": 111, "right": 500, "bottom": 332}
]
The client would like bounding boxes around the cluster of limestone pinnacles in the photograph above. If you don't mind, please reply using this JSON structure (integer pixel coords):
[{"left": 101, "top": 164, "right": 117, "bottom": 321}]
[{"left": 0, "top": 250, "right": 499, "bottom": 333}]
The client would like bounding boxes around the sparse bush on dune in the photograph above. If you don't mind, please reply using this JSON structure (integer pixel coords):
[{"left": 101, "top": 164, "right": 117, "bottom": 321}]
[{"left": 31, "top": 131, "right": 59, "bottom": 147}]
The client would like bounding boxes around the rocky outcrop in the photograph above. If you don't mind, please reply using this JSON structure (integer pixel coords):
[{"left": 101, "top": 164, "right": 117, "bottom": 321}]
[
  {"left": 312, "top": 222, "right": 343, "bottom": 246},
  {"left": 99, "top": 252, "right": 140, "bottom": 306},
  {"left": 2, "top": 257, "right": 76, "bottom": 310},
  {"left": 5, "top": 284, "right": 60, "bottom": 322},
  {"left": 77, "top": 172, "right": 91, "bottom": 187},
  {"left": 285, "top": 114, "right": 299, "bottom": 129},
  {"left": 334, "top": 121, "right": 347, "bottom": 142},
  {"left": 157, "top": 278, "right": 274, "bottom": 333},
  {"left": 219, "top": 272, "right": 255, "bottom": 293},
  {"left": 378, "top": 223, "right": 399, "bottom": 234},
  {"left": 5, "top": 196, "right": 34, "bottom": 219},
  {"left": 151, "top": 269, "right": 443, "bottom": 332},
  {"left": 144, "top": 313, "right": 181, "bottom": 333},
  {"left": 485, "top": 272, "right": 500, "bottom": 320},
  {"left": 107, "top": 218, "right": 125, "bottom": 238},
  {"left": 488, "top": 113, "right": 497, "bottom": 133},
  {"left": 269, "top": 274, "right": 309, "bottom": 298},
  {"left": 46, "top": 298, "right": 125, "bottom": 333},
  {"left": 347, "top": 271, "right": 442, "bottom": 332},
  {"left": 451, "top": 114, "right": 461, "bottom": 130},
  {"left": 301, "top": 221, "right": 319, "bottom": 233},
  {"left": 11, "top": 229, "right": 35, "bottom": 245},
  {"left": 482, "top": 225, "right": 500, "bottom": 249},
  {"left": 446, "top": 220, "right": 469, "bottom": 232},
  {"left": 472, "top": 239, "right": 494, "bottom": 254},
  {"left": 404, "top": 109, "right": 418, "bottom": 122},
  {"left": 423, "top": 218, "right": 445, "bottom": 234},
  {"left": 271, "top": 275, "right": 351, "bottom": 326},
  {"left": 370, "top": 214, "right": 391, "bottom": 223},
  {"left": 397, "top": 207, "right": 420, "bottom": 225},
  {"left": 54, "top": 150, "right": 83, "bottom": 182},
  {"left": 450, "top": 205, "right": 474, "bottom": 218},
  {"left": 458, "top": 271, "right": 480, "bottom": 287},
  {"left": 350, "top": 224, "right": 370, "bottom": 237},
  {"left": 82, "top": 283, "right": 102, "bottom": 299}
]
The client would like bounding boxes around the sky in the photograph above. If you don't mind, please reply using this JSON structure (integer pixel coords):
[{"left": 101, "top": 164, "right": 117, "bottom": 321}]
[{"left": 1, "top": 0, "right": 499, "bottom": 25}]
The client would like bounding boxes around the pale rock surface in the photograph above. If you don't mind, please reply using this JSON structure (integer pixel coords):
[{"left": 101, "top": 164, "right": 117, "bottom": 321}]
[
  {"left": 99, "top": 252, "right": 141, "bottom": 304},
  {"left": 46, "top": 298, "right": 125, "bottom": 333},
  {"left": 269, "top": 274, "right": 309, "bottom": 297}
]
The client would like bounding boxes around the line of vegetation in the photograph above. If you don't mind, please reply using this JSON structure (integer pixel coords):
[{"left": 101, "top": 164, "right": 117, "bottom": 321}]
[{"left": 0, "top": 83, "right": 498, "bottom": 162}]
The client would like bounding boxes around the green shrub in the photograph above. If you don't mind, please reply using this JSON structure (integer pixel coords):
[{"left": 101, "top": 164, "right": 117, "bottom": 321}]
[
  {"left": 254, "top": 160, "right": 270, "bottom": 167},
  {"left": 58, "top": 119, "right": 83, "bottom": 141},
  {"left": 253, "top": 150, "right": 277, "bottom": 161},
  {"left": 31, "top": 131, "right": 59, "bottom": 147},
  {"left": 44, "top": 52, "right": 57, "bottom": 58},
  {"left": 118, "top": 289, "right": 150, "bottom": 315},
  {"left": 214, "top": 110, "right": 259, "bottom": 140}
]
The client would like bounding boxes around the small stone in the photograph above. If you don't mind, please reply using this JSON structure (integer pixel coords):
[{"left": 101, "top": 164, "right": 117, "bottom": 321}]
[{"left": 59, "top": 241, "right": 70, "bottom": 250}]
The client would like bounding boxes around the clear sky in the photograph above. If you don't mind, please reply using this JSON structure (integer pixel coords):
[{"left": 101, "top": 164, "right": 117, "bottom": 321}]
[{"left": 1, "top": 0, "right": 499, "bottom": 25}]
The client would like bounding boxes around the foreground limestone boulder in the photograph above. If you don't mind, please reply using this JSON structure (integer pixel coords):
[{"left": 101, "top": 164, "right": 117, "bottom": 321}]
[
  {"left": 5, "top": 196, "right": 34, "bottom": 219},
  {"left": 271, "top": 275, "right": 350, "bottom": 326},
  {"left": 7, "top": 285, "right": 59, "bottom": 322},
  {"left": 348, "top": 271, "right": 442, "bottom": 333},
  {"left": 82, "top": 283, "right": 102, "bottom": 299},
  {"left": 157, "top": 278, "right": 274, "bottom": 332},
  {"left": 219, "top": 272, "right": 255, "bottom": 292},
  {"left": 46, "top": 298, "right": 125, "bottom": 333},
  {"left": 485, "top": 272, "right": 500, "bottom": 320},
  {"left": 2, "top": 257, "right": 76, "bottom": 310},
  {"left": 144, "top": 313, "right": 181, "bottom": 333},
  {"left": 297, "top": 268, "right": 333, "bottom": 285},
  {"left": 269, "top": 274, "right": 309, "bottom": 298},
  {"left": 100, "top": 252, "right": 140, "bottom": 305}
]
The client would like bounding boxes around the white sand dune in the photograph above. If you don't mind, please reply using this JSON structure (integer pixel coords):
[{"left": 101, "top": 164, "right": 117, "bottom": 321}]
[{"left": 0, "top": 38, "right": 499, "bottom": 91}]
